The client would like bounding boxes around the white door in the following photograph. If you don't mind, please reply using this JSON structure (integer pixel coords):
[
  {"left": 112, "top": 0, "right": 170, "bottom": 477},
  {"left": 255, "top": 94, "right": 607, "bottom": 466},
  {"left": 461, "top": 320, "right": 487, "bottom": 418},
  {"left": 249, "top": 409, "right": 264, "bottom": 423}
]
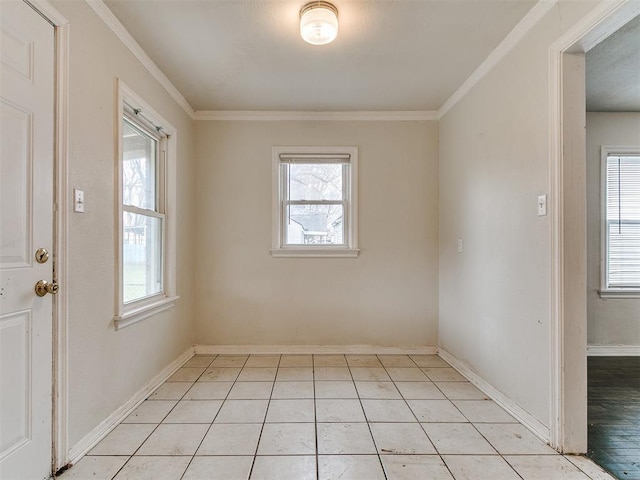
[{"left": 0, "top": 1, "right": 55, "bottom": 479}]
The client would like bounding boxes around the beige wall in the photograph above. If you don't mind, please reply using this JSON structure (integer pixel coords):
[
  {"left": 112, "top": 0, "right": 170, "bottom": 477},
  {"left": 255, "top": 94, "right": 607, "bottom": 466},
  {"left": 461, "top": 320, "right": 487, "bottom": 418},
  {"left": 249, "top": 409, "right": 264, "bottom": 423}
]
[
  {"left": 51, "top": 1, "right": 196, "bottom": 447},
  {"left": 438, "top": 2, "right": 597, "bottom": 428},
  {"left": 586, "top": 112, "right": 640, "bottom": 346},
  {"left": 194, "top": 121, "right": 439, "bottom": 346},
  {"left": 47, "top": 0, "right": 616, "bottom": 455}
]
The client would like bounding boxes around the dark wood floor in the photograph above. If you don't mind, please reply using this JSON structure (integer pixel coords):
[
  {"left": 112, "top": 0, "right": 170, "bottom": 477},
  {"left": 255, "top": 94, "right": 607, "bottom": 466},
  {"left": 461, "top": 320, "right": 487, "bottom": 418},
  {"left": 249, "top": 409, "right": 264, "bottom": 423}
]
[{"left": 588, "top": 356, "right": 640, "bottom": 480}]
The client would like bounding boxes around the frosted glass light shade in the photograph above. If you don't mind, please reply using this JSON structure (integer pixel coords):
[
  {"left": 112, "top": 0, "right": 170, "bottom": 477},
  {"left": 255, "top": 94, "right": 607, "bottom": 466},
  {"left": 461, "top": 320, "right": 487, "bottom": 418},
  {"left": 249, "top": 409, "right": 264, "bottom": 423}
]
[{"left": 300, "top": 2, "right": 338, "bottom": 45}]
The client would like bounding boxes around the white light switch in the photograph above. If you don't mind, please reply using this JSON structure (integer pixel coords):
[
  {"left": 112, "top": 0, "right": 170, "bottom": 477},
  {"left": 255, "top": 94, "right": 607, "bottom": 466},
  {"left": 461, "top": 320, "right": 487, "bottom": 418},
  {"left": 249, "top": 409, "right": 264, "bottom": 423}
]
[
  {"left": 73, "top": 189, "right": 85, "bottom": 213},
  {"left": 537, "top": 194, "right": 547, "bottom": 216},
  {"left": 457, "top": 238, "right": 464, "bottom": 253}
]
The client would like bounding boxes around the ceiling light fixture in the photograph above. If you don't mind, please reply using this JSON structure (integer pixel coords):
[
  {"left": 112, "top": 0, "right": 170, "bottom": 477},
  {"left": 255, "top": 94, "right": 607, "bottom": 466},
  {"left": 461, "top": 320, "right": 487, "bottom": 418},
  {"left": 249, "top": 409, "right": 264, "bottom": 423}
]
[{"left": 300, "top": 1, "right": 338, "bottom": 46}]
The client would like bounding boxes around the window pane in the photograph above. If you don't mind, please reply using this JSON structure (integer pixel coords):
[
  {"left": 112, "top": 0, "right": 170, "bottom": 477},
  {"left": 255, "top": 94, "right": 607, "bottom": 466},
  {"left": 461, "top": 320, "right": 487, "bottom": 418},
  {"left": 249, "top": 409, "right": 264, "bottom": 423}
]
[
  {"left": 285, "top": 204, "right": 344, "bottom": 245},
  {"left": 123, "top": 212, "right": 163, "bottom": 303},
  {"left": 606, "top": 155, "right": 640, "bottom": 287},
  {"left": 288, "top": 163, "right": 344, "bottom": 201},
  {"left": 607, "top": 156, "right": 640, "bottom": 222},
  {"left": 123, "top": 119, "right": 157, "bottom": 210},
  {"left": 608, "top": 222, "right": 640, "bottom": 287}
]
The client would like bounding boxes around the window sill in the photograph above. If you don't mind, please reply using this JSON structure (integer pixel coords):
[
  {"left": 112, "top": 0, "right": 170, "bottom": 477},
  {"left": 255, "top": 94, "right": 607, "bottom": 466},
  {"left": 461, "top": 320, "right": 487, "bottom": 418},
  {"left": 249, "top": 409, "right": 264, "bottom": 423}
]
[
  {"left": 114, "top": 295, "right": 180, "bottom": 330},
  {"left": 598, "top": 289, "right": 640, "bottom": 299},
  {"left": 270, "top": 248, "right": 360, "bottom": 258}
]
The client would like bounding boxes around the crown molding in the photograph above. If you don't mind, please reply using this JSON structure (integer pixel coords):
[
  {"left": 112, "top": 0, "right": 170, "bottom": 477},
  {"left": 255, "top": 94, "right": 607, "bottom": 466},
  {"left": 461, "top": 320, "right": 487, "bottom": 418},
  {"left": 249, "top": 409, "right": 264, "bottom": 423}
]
[
  {"left": 438, "top": 0, "right": 558, "bottom": 118},
  {"left": 194, "top": 110, "right": 439, "bottom": 121},
  {"left": 85, "top": 0, "right": 196, "bottom": 120},
  {"left": 553, "top": 0, "right": 639, "bottom": 53}
]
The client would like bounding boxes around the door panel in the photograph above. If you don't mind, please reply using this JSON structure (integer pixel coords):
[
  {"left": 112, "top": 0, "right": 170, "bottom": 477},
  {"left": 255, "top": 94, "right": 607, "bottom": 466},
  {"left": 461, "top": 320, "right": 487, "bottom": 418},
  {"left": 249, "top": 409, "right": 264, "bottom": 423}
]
[
  {"left": 0, "top": 311, "right": 31, "bottom": 457},
  {"left": 0, "top": 101, "right": 32, "bottom": 267},
  {"left": 0, "top": 1, "right": 55, "bottom": 479},
  {"left": 0, "top": 22, "right": 33, "bottom": 80}
]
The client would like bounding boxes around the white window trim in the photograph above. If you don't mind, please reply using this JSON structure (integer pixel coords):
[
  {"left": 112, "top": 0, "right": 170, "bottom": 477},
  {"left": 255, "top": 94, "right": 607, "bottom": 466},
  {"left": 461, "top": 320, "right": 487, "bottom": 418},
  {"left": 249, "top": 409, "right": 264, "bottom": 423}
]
[
  {"left": 114, "top": 80, "right": 179, "bottom": 329},
  {"left": 271, "top": 146, "right": 359, "bottom": 258},
  {"left": 599, "top": 145, "right": 640, "bottom": 298}
]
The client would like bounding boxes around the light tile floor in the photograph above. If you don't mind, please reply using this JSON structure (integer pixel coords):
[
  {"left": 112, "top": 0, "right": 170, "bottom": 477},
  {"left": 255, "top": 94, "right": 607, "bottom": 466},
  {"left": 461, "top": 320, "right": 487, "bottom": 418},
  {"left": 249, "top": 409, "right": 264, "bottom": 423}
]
[{"left": 58, "top": 354, "right": 614, "bottom": 480}]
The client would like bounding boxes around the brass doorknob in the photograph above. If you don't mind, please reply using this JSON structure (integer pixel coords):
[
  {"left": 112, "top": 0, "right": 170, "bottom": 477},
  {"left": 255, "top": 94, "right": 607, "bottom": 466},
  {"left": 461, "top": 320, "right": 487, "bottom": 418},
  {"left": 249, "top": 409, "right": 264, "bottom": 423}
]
[{"left": 35, "top": 280, "right": 59, "bottom": 297}]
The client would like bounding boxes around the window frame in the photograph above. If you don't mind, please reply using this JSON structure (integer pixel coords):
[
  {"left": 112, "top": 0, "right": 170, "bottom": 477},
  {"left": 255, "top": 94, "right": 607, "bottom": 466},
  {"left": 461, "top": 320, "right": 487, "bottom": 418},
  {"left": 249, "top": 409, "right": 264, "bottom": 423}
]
[
  {"left": 114, "top": 80, "right": 179, "bottom": 329},
  {"left": 599, "top": 145, "right": 640, "bottom": 298},
  {"left": 271, "top": 146, "right": 359, "bottom": 258}
]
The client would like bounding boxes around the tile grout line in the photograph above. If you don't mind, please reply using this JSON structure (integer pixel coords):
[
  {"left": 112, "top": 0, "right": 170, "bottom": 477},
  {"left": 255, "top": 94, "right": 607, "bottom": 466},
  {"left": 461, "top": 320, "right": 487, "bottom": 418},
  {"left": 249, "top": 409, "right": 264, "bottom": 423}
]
[
  {"left": 312, "top": 355, "right": 320, "bottom": 480},
  {"left": 378, "top": 354, "right": 457, "bottom": 479},
  {"left": 247, "top": 354, "right": 281, "bottom": 479},
  {"left": 176, "top": 354, "right": 220, "bottom": 480},
  {"left": 346, "top": 355, "right": 389, "bottom": 480},
  {"left": 179, "top": 354, "right": 246, "bottom": 479}
]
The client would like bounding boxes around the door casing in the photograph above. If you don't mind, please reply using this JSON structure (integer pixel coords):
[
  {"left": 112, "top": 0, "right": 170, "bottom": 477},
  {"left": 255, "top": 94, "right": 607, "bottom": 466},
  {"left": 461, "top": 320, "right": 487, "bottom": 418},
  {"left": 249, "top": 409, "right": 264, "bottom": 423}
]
[
  {"left": 548, "top": 0, "right": 640, "bottom": 453},
  {"left": 25, "top": 0, "right": 70, "bottom": 473}
]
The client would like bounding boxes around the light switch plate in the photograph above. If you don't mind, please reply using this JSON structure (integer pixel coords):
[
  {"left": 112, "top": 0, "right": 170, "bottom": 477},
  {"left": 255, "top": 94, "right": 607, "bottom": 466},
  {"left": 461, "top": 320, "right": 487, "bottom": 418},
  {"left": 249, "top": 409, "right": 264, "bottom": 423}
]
[
  {"left": 537, "top": 194, "right": 547, "bottom": 216},
  {"left": 457, "top": 238, "right": 464, "bottom": 253},
  {"left": 74, "top": 189, "right": 85, "bottom": 213}
]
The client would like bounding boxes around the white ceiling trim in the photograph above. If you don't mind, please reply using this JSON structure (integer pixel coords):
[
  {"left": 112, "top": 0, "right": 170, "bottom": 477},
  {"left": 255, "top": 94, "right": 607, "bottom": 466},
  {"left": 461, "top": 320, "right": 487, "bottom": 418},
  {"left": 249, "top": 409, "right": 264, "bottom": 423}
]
[
  {"left": 438, "top": 0, "right": 558, "bottom": 119},
  {"left": 85, "top": 0, "right": 196, "bottom": 119},
  {"left": 194, "top": 110, "right": 440, "bottom": 121},
  {"left": 564, "top": 0, "right": 640, "bottom": 53}
]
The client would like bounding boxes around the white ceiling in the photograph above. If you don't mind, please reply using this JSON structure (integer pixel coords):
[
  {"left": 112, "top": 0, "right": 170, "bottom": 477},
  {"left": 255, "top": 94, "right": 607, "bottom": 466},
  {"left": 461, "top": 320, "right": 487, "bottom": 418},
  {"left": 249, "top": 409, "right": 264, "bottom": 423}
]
[
  {"left": 103, "top": 0, "right": 537, "bottom": 112},
  {"left": 586, "top": 13, "right": 640, "bottom": 112}
]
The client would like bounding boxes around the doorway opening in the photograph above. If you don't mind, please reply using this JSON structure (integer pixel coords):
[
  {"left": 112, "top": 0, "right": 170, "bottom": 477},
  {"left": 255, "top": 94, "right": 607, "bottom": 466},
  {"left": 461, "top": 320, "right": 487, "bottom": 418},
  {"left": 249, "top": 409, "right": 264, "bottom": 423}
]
[
  {"left": 583, "top": 12, "right": 640, "bottom": 480},
  {"left": 550, "top": 0, "right": 640, "bottom": 468}
]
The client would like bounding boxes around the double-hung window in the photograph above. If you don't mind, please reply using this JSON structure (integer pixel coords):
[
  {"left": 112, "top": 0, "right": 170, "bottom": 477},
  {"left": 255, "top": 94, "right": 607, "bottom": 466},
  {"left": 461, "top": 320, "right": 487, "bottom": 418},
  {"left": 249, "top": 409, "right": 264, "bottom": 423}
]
[
  {"left": 115, "top": 81, "right": 178, "bottom": 328},
  {"left": 271, "top": 146, "right": 358, "bottom": 257},
  {"left": 601, "top": 146, "right": 640, "bottom": 297}
]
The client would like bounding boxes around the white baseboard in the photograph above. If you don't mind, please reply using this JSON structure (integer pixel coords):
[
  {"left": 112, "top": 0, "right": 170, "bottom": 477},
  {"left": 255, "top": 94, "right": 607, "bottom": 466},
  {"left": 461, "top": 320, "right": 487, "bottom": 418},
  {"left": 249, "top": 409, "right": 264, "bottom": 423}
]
[
  {"left": 587, "top": 345, "right": 640, "bottom": 356},
  {"left": 68, "top": 346, "right": 195, "bottom": 464},
  {"left": 438, "top": 349, "right": 551, "bottom": 444},
  {"left": 194, "top": 344, "right": 438, "bottom": 355}
]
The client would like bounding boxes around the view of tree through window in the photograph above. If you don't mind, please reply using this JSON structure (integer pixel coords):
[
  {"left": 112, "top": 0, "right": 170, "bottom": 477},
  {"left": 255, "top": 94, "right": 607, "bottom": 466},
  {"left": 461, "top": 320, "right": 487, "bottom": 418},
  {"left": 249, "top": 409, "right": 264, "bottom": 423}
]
[
  {"left": 122, "top": 118, "right": 163, "bottom": 302},
  {"left": 285, "top": 163, "right": 346, "bottom": 245},
  {"left": 123, "top": 121, "right": 156, "bottom": 210}
]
